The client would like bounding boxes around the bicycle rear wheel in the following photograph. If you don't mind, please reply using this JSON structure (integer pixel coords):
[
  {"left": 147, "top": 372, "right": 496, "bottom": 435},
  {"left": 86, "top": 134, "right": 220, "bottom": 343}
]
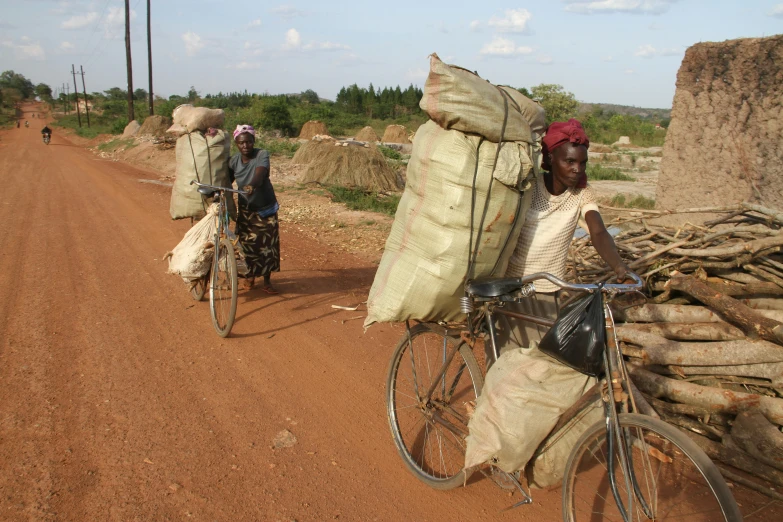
[
  {"left": 563, "top": 413, "right": 742, "bottom": 521},
  {"left": 209, "top": 237, "right": 238, "bottom": 337},
  {"left": 190, "top": 275, "right": 207, "bottom": 301},
  {"left": 386, "top": 323, "right": 483, "bottom": 490}
]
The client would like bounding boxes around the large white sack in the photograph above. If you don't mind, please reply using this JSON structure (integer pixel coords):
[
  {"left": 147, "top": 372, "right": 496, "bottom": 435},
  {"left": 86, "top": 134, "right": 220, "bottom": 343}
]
[
  {"left": 172, "top": 104, "right": 226, "bottom": 132},
  {"left": 420, "top": 53, "right": 546, "bottom": 144},
  {"left": 167, "top": 204, "right": 218, "bottom": 281},
  {"left": 365, "top": 120, "right": 534, "bottom": 326},
  {"left": 169, "top": 129, "right": 234, "bottom": 220},
  {"left": 464, "top": 347, "right": 596, "bottom": 476}
]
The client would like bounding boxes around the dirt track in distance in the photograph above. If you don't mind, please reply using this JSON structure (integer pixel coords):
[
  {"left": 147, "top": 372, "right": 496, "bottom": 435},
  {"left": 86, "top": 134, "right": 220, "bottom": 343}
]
[{"left": 0, "top": 104, "right": 570, "bottom": 521}]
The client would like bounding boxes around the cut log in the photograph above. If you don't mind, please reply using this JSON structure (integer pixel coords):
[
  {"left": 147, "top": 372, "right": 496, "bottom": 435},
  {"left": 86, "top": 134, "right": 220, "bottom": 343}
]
[
  {"left": 629, "top": 366, "right": 783, "bottom": 424},
  {"left": 682, "top": 430, "right": 783, "bottom": 487},
  {"left": 738, "top": 297, "right": 783, "bottom": 311},
  {"left": 731, "top": 411, "right": 783, "bottom": 472},
  {"left": 617, "top": 322, "right": 744, "bottom": 341},
  {"left": 718, "top": 467, "right": 783, "bottom": 502},
  {"left": 669, "top": 233, "right": 783, "bottom": 257},
  {"left": 615, "top": 304, "right": 723, "bottom": 323},
  {"left": 647, "top": 396, "right": 732, "bottom": 426},
  {"left": 616, "top": 329, "right": 783, "bottom": 365},
  {"left": 669, "top": 275, "right": 783, "bottom": 345},
  {"left": 629, "top": 381, "right": 660, "bottom": 419}
]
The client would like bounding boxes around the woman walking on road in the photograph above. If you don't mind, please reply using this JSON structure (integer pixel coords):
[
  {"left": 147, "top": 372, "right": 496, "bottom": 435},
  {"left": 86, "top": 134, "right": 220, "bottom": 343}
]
[{"left": 229, "top": 124, "right": 281, "bottom": 293}]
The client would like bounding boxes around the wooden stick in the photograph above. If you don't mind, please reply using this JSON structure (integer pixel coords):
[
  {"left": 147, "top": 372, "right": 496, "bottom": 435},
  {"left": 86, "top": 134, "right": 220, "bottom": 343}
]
[
  {"left": 617, "top": 322, "right": 745, "bottom": 342},
  {"left": 670, "top": 234, "right": 783, "bottom": 258},
  {"left": 718, "top": 466, "right": 783, "bottom": 502},
  {"left": 731, "top": 411, "right": 783, "bottom": 472},
  {"left": 669, "top": 275, "right": 783, "bottom": 345}
]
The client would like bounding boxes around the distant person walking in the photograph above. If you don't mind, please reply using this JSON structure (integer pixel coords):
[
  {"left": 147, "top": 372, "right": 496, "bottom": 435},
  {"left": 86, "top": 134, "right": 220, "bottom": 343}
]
[{"left": 229, "top": 124, "right": 281, "bottom": 293}]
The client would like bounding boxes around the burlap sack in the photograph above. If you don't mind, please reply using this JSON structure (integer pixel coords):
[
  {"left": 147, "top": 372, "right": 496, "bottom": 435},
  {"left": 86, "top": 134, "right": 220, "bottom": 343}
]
[
  {"left": 169, "top": 130, "right": 234, "bottom": 220},
  {"left": 167, "top": 203, "right": 218, "bottom": 281},
  {"left": 420, "top": 53, "right": 546, "bottom": 143},
  {"left": 172, "top": 104, "right": 225, "bottom": 132},
  {"left": 365, "top": 120, "right": 534, "bottom": 326}
]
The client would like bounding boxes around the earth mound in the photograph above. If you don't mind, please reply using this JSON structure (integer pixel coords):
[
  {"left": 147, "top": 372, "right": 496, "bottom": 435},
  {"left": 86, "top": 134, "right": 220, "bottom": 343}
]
[
  {"left": 292, "top": 141, "right": 399, "bottom": 192},
  {"left": 299, "top": 121, "right": 329, "bottom": 140},
  {"left": 381, "top": 125, "right": 410, "bottom": 144},
  {"left": 139, "top": 115, "right": 172, "bottom": 136},
  {"left": 355, "top": 126, "right": 380, "bottom": 142}
]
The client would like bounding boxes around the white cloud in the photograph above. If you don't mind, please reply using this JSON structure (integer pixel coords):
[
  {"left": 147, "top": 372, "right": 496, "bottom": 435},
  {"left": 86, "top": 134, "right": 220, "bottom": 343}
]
[
  {"left": 770, "top": 4, "right": 783, "bottom": 17},
  {"left": 182, "top": 32, "right": 205, "bottom": 56},
  {"left": 246, "top": 19, "right": 262, "bottom": 29},
  {"left": 102, "top": 7, "right": 136, "bottom": 39},
  {"left": 283, "top": 28, "right": 301, "bottom": 49},
  {"left": 564, "top": 0, "right": 678, "bottom": 15},
  {"left": 2, "top": 37, "right": 45, "bottom": 60},
  {"left": 61, "top": 11, "right": 98, "bottom": 29},
  {"left": 488, "top": 8, "right": 532, "bottom": 33},
  {"left": 480, "top": 37, "right": 533, "bottom": 57},
  {"left": 282, "top": 29, "right": 349, "bottom": 52},
  {"left": 469, "top": 20, "right": 481, "bottom": 31},
  {"left": 602, "top": 55, "right": 615, "bottom": 62},
  {"left": 406, "top": 68, "right": 428, "bottom": 81},
  {"left": 537, "top": 55, "right": 553, "bottom": 65},
  {"left": 60, "top": 41, "right": 74, "bottom": 51},
  {"left": 271, "top": 5, "right": 306, "bottom": 18},
  {"left": 303, "top": 41, "right": 350, "bottom": 51},
  {"left": 625, "top": 69, "right": 636, "bottom": 75},
  {"left": 226, "top": 61, "right": 261, "bottom": 70},
  {"left": 634, "top": 44, "right": 682, "bottom": 57}
]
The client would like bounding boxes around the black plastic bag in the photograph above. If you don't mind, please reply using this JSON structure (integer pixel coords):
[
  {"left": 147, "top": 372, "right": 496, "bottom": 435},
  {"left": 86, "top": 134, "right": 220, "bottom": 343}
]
[{"left": 538, "top": 290, "right": 606, "bottom": 377}]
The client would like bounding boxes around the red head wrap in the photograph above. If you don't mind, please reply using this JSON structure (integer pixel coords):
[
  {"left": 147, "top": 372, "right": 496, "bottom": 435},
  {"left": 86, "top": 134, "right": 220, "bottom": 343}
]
[{"left": 541, "top": 118, "right": 590, "bottom": 188}]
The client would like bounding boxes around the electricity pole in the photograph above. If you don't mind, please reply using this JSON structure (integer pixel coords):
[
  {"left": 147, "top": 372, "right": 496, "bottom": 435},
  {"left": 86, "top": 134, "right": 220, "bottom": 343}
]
[
  {"left": 65, "top": 84, "right": 70, "bottom": 114},
  {"left": 125, "top": 0, "right": 135, "bottom": 123},
  {"left": 147, "top": 0, "right": 153, "bottom": 115},
  {"left": 80, "top": 66, "right": 91, "bottom": 127},
  {"left": 71, "top": 64, "right": 82, "bottom": 127}
]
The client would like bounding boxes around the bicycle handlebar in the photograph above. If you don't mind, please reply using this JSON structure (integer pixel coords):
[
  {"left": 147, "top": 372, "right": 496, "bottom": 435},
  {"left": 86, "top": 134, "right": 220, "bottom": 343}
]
[
  {"left": 520, "top": 272, "right": 643, "bottom": 293},
  {"left": 190, "top": 180, "right": 249, "bottom": 196}
]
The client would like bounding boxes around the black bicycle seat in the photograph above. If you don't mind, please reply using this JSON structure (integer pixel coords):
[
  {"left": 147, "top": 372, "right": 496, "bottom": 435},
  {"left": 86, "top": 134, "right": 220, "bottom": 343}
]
[
  {"left": 466, "top": 277, "right": 524, "bottom": 298},
  {"left": 197, "top": 186, "right": 218, "bottom": 197}
]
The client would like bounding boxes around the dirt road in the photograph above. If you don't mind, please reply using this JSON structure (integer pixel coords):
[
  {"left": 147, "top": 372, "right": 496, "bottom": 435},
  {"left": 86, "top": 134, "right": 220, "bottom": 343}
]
[{"left": 0, "top": 105, "right": 569, "bottom": 521}]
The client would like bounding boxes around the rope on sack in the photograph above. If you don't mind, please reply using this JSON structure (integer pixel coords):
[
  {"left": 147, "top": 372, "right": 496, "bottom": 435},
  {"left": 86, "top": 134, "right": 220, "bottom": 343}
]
[
  {"left": 187, "top": 130, "right": 209, "bottom": 216},
  {"left": 467, "top": 88, "right": 510, "bottom": 282}
]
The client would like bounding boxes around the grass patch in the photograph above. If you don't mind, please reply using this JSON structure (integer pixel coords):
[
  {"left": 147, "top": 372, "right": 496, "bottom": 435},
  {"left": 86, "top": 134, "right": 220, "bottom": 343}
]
[
  {"left": 326, "top": 186, "right": 401, "bottom": 216},
  {"left": 607, "top": 194, "right": 656, "bottom": 210},
  {"left": 378, "top": 145, "right": 402, "bottom": 160},
  {"left": 307, "top": 188, "right": 327, "bottom": 197},
  {"left": 97, "top": 138, "right": 137, "bottom": 152},
  {"left": 54, "top": 113, "right": 121, "bottom": 138},
  {"left": 361, "top": 220, "right": 377, "bottom": 226},
  {"left": 587, "top": 163, "right": 635, "bottom": 182}
]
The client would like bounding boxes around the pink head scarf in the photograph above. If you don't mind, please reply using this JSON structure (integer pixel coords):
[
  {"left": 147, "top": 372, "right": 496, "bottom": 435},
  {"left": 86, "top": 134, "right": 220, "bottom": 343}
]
[
  {"left": 233, "top": 124, "right": 256, "bottom": 140},
  {"left": 541, "top": 118, "right": 590, "bottom": 188}
]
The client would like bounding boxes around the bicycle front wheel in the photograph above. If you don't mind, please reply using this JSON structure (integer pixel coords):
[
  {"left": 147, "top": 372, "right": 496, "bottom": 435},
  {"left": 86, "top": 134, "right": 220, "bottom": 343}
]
[
  {"left": 386, "top": 323, "right": 484, "bottom": 490},
  {"left": 563, "top": 413, "right": 742, "bottom": 521},
  {"left": 209, "top": 237, "right": 238, "bottom": 337}
]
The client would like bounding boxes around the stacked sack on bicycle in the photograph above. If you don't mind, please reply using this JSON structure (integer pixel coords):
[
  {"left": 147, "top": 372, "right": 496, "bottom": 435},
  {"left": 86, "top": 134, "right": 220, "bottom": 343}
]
[
  {"left": 165, "top": 105, "right": 247, "bottom": 284},
  {"left": 365, "top": 53, "right": 545, "bottom": 326}
]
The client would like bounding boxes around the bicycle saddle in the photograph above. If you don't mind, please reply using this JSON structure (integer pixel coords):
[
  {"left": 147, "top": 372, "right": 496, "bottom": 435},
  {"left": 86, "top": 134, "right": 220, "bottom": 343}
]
[
  {"left": 466, "top": 277, "right": 525, "bottom": 297},
  {"left": 197, "top": 186, "right": 218, "bottom": 197}
]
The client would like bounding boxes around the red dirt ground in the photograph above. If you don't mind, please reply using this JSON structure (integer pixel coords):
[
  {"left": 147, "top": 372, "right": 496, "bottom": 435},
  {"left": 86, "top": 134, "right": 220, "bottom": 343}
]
[{"left": 0, "top": 104, "right": 779, "bottom": 521}]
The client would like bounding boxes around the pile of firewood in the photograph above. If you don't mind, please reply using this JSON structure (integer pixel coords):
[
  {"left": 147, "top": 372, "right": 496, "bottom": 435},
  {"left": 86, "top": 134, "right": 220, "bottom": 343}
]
[{"left": 568, "top": 202, "right": 783, "bottom": 499}]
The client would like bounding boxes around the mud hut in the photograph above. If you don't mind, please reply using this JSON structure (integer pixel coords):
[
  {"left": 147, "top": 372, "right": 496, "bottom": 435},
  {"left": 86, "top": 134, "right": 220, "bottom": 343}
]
[
  {"left": 292, "top": 141, "right": 399, "bottom": 192},
  {"left": 657, "top": 35, "right": 783, "bottom": 217},
  {"left": 355, "top": 126, "right": 380, "bottom": 142},
  {"left": 299, "top": 120, "right": 329, "bottom": 140},
  {"left": 139, "top": 115, "right": 172, "bottom": 136},
  {"left": 382, "top": 125, "right": 411, "bottom": 144}
]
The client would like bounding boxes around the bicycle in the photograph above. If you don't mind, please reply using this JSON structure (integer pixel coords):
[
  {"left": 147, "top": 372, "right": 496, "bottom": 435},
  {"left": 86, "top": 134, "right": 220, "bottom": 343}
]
[
  {"left": 386, "top": 272, "right": 742, "bottom": 521},
  {"left": 190, "top": 180, "right": 247, "bottom": 338}
]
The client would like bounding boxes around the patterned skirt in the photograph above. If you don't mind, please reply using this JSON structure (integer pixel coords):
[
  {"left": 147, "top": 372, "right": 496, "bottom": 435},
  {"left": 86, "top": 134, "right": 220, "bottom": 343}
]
[{"left": 236, "top": 201, "right": 281, "bottom": 278}]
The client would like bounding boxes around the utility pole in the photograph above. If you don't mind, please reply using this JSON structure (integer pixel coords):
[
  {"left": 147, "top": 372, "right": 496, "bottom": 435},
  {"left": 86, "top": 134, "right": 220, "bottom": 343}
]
[
  {"left": 147, "top": 0, "right": 153, "bottom": 115},
  {"left": 80, "top": 66, "right": 91, "bottom": 128},
  {"left": 71, "top": 64, "right": 82, "bottom": 127},
  {"left": 65, "top": 84, "right": 70, "bottom": 114},
  {"left": 125, "top": 0, "right": 135, "bottom": 123}
]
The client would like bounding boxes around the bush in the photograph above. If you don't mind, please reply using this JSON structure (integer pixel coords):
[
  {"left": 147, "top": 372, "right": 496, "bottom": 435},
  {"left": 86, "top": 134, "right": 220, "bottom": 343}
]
[
  {"left": 378, "top": 145, "right": 402, "bottom": 160},
  {"left": 587, "top": 164, "right": 635, "bottom": 182},
  {"left": 326, "top": 186, "right": 401, "bottom": 216},
  {"left": 607, "top": 194, "right": 656, "bottom": 209}
]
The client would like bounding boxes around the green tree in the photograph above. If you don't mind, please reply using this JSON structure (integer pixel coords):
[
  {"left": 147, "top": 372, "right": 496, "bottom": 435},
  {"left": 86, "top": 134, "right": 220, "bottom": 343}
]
[
  {"left": 0, "top": 71, "right": 35, "bottom": 99},
  {"left": 35, "top": 83, "right": 52, "bottom": 99},
  {"left": 133, "top": 88, "right": 148, "bottom": 101},
  {"left": 517, "top": 87, "right": 532, "bottom": 98},
  {"left": 300, "top": 89, "right": 319, "bottom": 104},
  {"left": 104, "top": 87, "right": 127, "bottom": 100},
  {"left": 530, "top": 83, "right": 579, "bottom": 124},
  {"left": 187, "top": 86, "right": 199, "bottom": 102},
  {"left": 259, "top": 96, "right": 294, "bottom": 136}
]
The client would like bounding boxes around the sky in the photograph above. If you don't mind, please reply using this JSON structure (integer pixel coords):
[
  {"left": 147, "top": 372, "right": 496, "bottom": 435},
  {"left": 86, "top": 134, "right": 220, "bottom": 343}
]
[{"left": 1, "top": 1, "right": 782, "bottom": 108}]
